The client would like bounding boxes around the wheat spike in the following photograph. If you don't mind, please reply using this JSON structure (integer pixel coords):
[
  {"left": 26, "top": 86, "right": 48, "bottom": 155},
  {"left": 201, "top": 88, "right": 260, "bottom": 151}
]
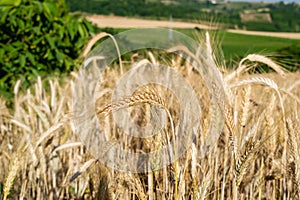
[
  {"left": 235, "top": 139, "right": 259, "bottom": 187},
  {"left": 225, "top": 54, "right": 286, "bottom": 81},
  {"left": 240, "top": 86, "right": 252, "bottom": 129},
  {"left": 97, "top": 86, "right": 165, "bottom": 116},
  {"left": 3, "top": 153, "right": 21, "bottom": 200},
  {"left": 286, "top": 118, "right": 300, "bottom": 197},
  {"left": 225, "top": 106, "right": 238, "bottom": 159}
]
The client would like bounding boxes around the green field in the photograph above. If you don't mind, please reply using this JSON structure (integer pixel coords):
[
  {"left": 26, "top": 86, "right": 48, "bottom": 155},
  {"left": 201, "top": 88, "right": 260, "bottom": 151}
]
[
  {"left": 100, "top": 27, "right": 300, "bottom": 67},
  {"left": 219, "top": 31, "right": 300, "bottom": 61},
  {"left": 175, "top": 29, "right": 300, "bottom": 61}
]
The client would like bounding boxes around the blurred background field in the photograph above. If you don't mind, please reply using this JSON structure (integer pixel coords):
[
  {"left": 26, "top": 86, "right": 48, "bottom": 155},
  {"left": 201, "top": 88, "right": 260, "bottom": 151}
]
[{"left": 67, "top": 0, "right": 300, "bottom": 32}]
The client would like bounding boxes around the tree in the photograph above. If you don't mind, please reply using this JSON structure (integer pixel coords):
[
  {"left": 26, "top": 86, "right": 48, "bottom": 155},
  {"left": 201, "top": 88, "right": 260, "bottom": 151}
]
[{"left": 0, "top": 0, "right": 94, "bottom": 99}]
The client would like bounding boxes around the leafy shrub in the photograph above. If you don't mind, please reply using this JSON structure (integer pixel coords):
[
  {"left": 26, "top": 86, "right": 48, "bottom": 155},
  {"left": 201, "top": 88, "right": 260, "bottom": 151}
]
[{"left": 0, "top": 0, "right": 94, "bottom": 99}]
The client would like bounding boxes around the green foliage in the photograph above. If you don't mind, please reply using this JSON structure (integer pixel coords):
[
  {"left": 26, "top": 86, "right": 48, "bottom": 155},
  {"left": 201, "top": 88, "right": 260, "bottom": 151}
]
[
  {"left": 268, "top": 3, "right": 300, "bottom": 32},
  {"left": 66, "top": 0, "right": 215, "bottom": 19},
  {"left": 0, "top": 182, "right": 3, "bottom": 196},
  {"left": 0, "top": 0, "right": 94, "bottom": 99},
  {"left": 242, "top": 22, "right": 277, "bottom": 32},
  {"left": 276, "top": 45, "right": 300, "bottom": 71}
]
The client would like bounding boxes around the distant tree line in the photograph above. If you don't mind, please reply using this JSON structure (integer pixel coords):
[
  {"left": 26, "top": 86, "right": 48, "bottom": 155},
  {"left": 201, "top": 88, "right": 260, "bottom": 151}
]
[{"left": 66, "top": 0, "right": 300, "bottom": 32}]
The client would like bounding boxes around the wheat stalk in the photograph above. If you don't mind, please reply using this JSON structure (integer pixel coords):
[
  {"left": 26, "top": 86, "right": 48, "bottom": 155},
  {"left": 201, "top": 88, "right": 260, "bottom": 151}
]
[
  {"left": 69, "top": 159, "right": 97, "bottom": 182},
  {"left": 81, "top": 32, "right": 124, "bottom": 74}
]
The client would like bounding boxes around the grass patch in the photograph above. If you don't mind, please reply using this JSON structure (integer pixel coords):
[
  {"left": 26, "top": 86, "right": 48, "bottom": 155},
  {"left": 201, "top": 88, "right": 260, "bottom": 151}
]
[
  {"left": 220, "top": 31, "right": 300, "bottom": 62},
  {"left": 99, "top": 27, "right": 300, "bottom": 67}
]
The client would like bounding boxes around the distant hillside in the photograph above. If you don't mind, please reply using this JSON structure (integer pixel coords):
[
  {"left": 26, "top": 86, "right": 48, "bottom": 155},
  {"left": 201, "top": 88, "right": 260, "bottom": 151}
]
[{"left": 66, "top": 0, "right": 300, "bottom": 32}]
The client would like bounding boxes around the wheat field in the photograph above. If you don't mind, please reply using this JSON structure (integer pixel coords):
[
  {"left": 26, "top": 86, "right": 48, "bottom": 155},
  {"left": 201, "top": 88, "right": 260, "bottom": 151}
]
[{"left": 0, "top": 31, "right": 299, "bottom": 200}]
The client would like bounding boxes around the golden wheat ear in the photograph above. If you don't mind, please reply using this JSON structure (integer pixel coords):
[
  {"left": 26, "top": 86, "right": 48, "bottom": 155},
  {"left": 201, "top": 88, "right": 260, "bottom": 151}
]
[
  {"left": 3, "top": 143, "right": 28, "bottom": 200},
  {"left": 225, "top": 54, "right": 287, "bottom": 82},
  {"left": 3, "top": 154, "right": 20, "bottom": 200},
  {"left": 96, "top": 85, "right": 166, "bottom": 117},
  {"left": 286, "top": 118, "right": 300, "bottom": 197}
]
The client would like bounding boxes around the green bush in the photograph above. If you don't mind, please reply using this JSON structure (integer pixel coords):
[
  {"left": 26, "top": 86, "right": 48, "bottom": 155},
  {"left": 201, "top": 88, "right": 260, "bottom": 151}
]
[{"left": 0, "top": 0, "right": 94, "bottom": 99}]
